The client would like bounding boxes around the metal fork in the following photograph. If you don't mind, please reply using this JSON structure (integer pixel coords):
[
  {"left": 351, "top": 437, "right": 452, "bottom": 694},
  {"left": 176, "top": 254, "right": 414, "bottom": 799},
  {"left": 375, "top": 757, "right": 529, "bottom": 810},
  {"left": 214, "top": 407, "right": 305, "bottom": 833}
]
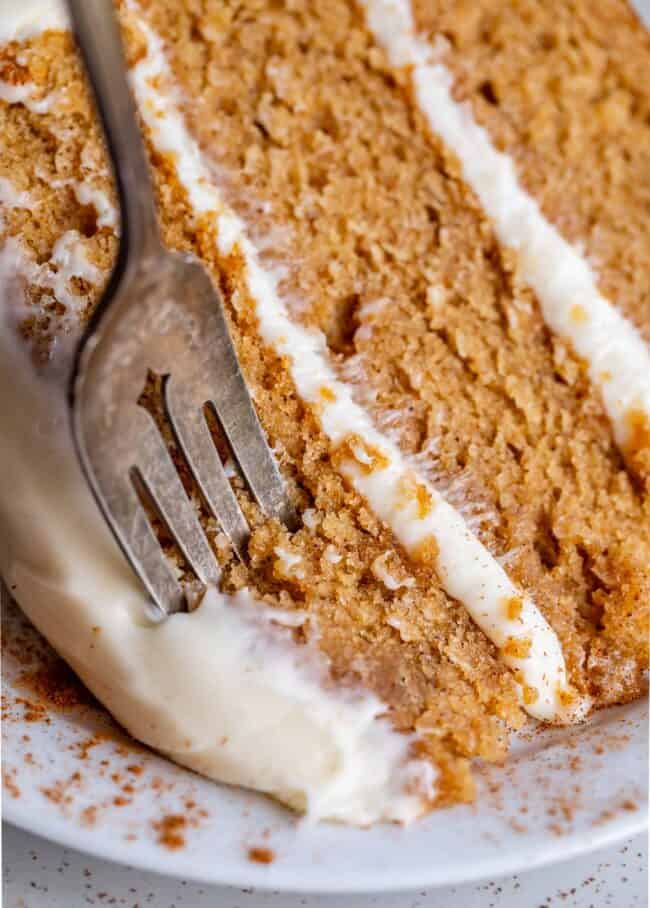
[{"left": 66, "top": 0, "right": 297, "bottom": 616}]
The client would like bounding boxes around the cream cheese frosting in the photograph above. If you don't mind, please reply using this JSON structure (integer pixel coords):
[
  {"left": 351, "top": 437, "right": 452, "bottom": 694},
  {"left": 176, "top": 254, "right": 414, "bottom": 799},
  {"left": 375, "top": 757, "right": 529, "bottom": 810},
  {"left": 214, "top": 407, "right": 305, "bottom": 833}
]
[{"left": 0, "top": 0, "right": 68, "bottom": 45}]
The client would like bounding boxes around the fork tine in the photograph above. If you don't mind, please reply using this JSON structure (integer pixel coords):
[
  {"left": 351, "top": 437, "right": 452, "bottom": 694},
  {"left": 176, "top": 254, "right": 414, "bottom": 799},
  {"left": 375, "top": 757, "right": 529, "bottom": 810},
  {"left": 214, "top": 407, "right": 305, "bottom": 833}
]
[
  {"left": 96, "top": 447, "right": 186, "bottom": 615},
  {"left": 213, "top": 390, "right": 298, "bottom": 531},
  {"left": 164, "top": 377, "right": 250, "bottom": 558},
  {"left": 135, "top": 411, "right": 222, "bottom": 590},
  {"left": 121, "top": 478, "right": 187, "bottom": 615},
  {"left": 203, "top": 301, "right": 298, "bottom": 530}
]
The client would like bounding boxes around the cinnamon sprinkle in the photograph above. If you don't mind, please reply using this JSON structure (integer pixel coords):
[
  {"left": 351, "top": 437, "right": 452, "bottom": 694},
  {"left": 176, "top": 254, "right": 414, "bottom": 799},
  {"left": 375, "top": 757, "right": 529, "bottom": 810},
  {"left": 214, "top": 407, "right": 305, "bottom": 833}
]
[
  {"left": 153, "top": 814, "right": 187, "bottom": 850},
  {"left": 247, "top": 846, "right": 276, "bottom": 864}
]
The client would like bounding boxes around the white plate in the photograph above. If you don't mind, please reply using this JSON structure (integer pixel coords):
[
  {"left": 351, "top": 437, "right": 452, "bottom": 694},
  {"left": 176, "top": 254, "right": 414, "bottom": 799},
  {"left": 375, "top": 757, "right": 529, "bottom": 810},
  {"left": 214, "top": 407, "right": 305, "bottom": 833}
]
[
  {"left": 2, "top": 597, "right": 647, "bottom": 892},
  {"left": 3, "top": 8, "right": 649, "bottom": 888}
]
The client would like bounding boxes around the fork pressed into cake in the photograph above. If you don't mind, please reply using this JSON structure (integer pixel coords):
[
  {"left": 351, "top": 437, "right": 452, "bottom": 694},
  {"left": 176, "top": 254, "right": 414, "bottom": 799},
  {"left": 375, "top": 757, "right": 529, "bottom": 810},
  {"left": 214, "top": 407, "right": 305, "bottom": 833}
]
[{"left": 67, "top": 0, "right": 297, "bottom": 615}]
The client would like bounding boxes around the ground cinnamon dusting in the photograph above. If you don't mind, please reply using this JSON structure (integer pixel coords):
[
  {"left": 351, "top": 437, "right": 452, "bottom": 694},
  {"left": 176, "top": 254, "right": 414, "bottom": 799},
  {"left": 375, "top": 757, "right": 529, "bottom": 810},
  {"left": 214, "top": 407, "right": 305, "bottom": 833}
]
[
  {"left": 13, "top": 696, "right": 49, "bottom": 724},
  {"left": 3, "top": 771, "right": 20, "bottom": 799},
  {"left": 81, "top": 806, "right": 99, "bottom": 827},
  {"left": 17, "top": 663, "right": 96, "bottom": 710},
  {"left": 3, "top": 603, "right": 213, "bottom": 839},
  {"left": 247, "top": 846, "right": 276, "bottom": 865},
  {"left": 153, "top": 814, "right": 187, "bottom": 850}
]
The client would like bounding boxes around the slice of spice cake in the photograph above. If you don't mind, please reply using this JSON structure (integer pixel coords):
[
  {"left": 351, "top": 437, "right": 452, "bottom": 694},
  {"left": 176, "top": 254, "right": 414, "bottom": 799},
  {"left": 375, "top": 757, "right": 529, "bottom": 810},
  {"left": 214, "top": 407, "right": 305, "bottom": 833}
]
[{"left": 0, "top": 0, "right": 647, "bottom": 823}]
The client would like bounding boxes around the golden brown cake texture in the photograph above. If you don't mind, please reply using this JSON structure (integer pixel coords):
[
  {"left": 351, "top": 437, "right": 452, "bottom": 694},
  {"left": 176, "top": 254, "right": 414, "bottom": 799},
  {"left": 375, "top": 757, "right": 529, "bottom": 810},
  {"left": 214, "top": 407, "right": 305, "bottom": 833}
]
[
  {"left": 412, "top": 0, "right": 650, "bottom": 344},
  {"left": 0, "top": 0, "right": 648, "bottom": 811}
]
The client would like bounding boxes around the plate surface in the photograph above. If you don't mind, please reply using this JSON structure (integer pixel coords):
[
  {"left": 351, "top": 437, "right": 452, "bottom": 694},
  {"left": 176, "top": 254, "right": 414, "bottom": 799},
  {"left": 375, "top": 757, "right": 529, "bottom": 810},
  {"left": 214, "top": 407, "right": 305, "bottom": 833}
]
[
  {"left": 2, "top": 596, "right": 647, "bottom": 892},
  {"left": 3, "top": 0, "right": 650, "bottom": 888}
]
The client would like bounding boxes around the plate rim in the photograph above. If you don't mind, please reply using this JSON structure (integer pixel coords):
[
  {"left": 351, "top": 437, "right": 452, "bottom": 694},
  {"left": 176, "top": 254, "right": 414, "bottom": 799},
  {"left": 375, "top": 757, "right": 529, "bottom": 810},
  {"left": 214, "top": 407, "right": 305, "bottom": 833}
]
[{"left": 4, "top": 783, "right": 648, "bottom": 893}]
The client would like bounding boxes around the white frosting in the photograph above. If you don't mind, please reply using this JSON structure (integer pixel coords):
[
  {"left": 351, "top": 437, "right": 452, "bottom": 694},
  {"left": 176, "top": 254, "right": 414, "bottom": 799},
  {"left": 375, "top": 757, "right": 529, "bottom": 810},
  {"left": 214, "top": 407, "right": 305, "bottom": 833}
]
[
  {"left": 74, "top": 181, "right": 118, "bottom": 230},
  {"left": 324, "top": 545, "right": 343, "bottom": 565},
  {"left": 0, "top": 0, "right": 68, "bottom": 44},
  {"left": 50, "top": 230, "right": 102, "bottom": 302},
  {"left": 0, "top": 176, "right": 31, "bottom": 209},
  {"left": 1, "top": 231, "right": 100, "bottom": 320},
  {"left": 129, "top": 10, "right": 578, "bottom": 723},
  {"left": 360, "top": 0, "right": 650, "bottom": 452},
  {"left": 0, "top": 80, "right": 61, "bottom": 114},
  {"left": 371, "top": 553, "right": 415, "bottom": 591},
  {"left": 38, "top": 173, "right": 118, "bottom": 233},
  {"left": 274, "top": 546, "right": 305, "bottom": 578},
  {"left": 302, "top": 507, "right": 319, "bottom": 531}
]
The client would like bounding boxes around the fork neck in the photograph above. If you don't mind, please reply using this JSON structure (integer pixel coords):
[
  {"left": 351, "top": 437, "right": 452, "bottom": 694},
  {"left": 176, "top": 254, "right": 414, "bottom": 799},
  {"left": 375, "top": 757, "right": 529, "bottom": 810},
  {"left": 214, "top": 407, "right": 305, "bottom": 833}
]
[{"left": 67, "top": 0, "right": 162, "bottom": 264}]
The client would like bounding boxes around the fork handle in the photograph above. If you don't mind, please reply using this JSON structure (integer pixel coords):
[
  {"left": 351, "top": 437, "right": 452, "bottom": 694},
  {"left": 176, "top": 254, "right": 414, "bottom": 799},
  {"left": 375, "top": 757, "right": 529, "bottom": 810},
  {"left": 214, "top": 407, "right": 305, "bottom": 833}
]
[{"left": 66, "top": 0, "right": 161, "bottom": 261}]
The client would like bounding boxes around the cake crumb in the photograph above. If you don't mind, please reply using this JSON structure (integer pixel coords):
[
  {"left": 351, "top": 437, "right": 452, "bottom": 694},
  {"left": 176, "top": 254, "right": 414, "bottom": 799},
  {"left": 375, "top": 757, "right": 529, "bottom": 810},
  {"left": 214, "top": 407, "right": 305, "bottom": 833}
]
[
  {"left": 504, "top": 596, "right": 523, "bottom": 621},
  {"left": 503, "top": 637, "right": 533, "bottom": 660}
]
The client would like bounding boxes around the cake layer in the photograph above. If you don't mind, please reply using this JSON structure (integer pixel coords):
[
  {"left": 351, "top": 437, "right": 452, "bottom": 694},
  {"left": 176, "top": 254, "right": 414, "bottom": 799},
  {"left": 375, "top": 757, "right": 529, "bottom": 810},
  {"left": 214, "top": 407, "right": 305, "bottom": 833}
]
[
  {"left": 134, "top": 0, "right": 649, "bottom": 700},
  {"left": 412, "top": 0, "right": 650, "bottom": 345},
  {"left": 361, "top": 0, "right": 650, "bottom": 481}
]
